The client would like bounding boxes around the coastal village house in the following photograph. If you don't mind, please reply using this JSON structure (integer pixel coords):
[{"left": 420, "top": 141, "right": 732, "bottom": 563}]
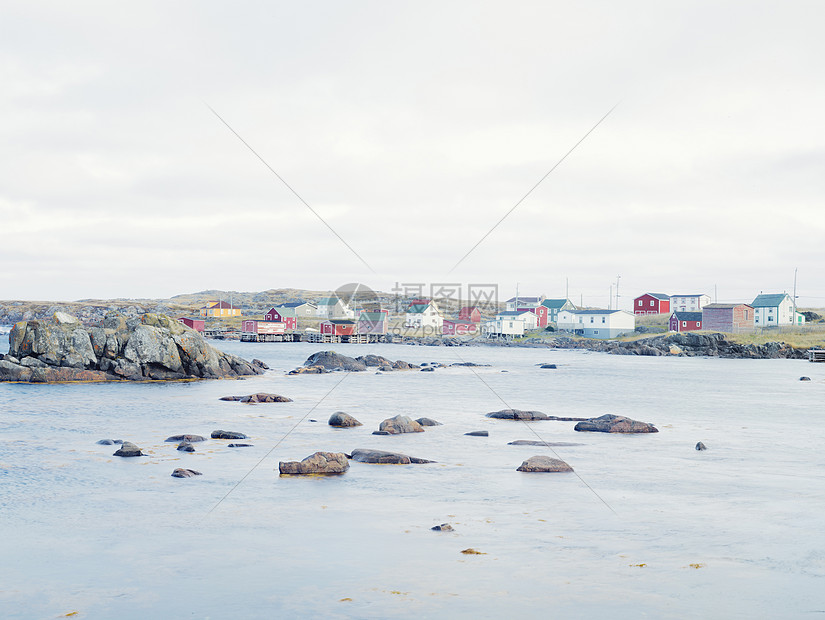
[
  {"left": 200, "top": 301, "right": 241, "bottom": 318},
  {"left": 701, "top": 303, "right": 753, "bottom": 332},
  {"left": 497, "top": 310, "right": 538, "bottom": 331},
  {"left": 633, "top": 293, "right": 670, "bottom": 316},
  {"left": 241, "top": 320, "right": 285, "bottom": 336},
  {"left": 505, "top": 295, "right": 545, "bottom": 311},
  {"left": 557, "top": 309, "right": 636, "bottom": 339},
  {"left": 264, "top": 307, "right": 297, "bottom": 331},
  {"left": 670, "top": 294, "right": 711, "bottom": 313},
  {"left": 482, "top": 316, "right": 525, "bottom": 338},
  {"left": 275, "top": 301, "right": 317, "bottom": 317},
  {"left": 320, "top": 319, "right": 356, "bottom": 336},
  {"left": 751, "top": 293, "right": 803, "bottom": 326},
  {"left": 316, "top": 297, "right": 354, "bottom": 320},
  {"left": 358, "top": 310, "right": 389, "bottom": 335},
  {"left": 669, "top": 311, "right": 702, "bottom": 332},
  {"left": 443, "top": 319, "right": 479, "bottom": 336},
  {"left": 177, "top": 317, "right": 205, "bottom": 332},
  {"left": 405, "top": 300, "right": 443, "bottom": 329},
  {"left": 458, "top": 306, "right": 482, "bottom": 323},
  {"left": 541, "top": 298, "right": 577, "bottom": 325}
]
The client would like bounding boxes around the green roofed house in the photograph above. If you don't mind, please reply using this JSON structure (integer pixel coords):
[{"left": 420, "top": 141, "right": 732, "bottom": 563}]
[
  {"left": 358, "top": 310, "right": 389, "bottom": 335},
  {"left": 751, "top": 293, "right": 804, "bottom": 326},
  {"left": 404, "top": 300, "right": 443, "bottom": 329},
  {"left": 315, "top": 296, "right": 354, "bottom": 320},
  {"left": 540, "top": 298, "right": 577, "bottom": 325}
]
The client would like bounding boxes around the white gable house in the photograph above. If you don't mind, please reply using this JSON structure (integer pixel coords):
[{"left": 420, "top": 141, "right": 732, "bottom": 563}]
[
  {"left": 497, "top": 310, "right": 538, "bottom": 330},
  {"left": 483, "top": 317, "right": 525, "bottom": 338},
  {"left": 751, "top": 293, "right": 795, "bottom": 326},
  {"left": 669, "top": 294, "right": 711, "bottom": 313},
  {"left": 316, "top": 297, "right": 354, "bottom": 320},
  {"left": 405, "top": 300, "right": 443, "bottom": 329},
  {"left": 557, "top": 309, "right": 636, "bottom": 339}
]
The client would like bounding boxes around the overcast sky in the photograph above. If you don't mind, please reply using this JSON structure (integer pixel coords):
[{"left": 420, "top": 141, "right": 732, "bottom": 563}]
[{"left": 2, "top": 1, "right": 824, "bottom": 308}]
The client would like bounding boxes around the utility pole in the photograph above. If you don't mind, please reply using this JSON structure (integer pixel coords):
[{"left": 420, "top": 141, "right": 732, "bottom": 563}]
[
  {"left": 615, "top": 275, "right": 621, "bottom": 310},
  {"left": 566, "top": 277, "right": 569, "bottom": 301},
  {"left": 515, "top": 282, "right": 519, "bottom": 312},
  {"left": 793, "top": 267, "right": 798, "bottom": 322},
  {"left": 609, "top": 284, "right": 613, "bottom": 310},
  {"left": 714, "top": 284, "right": 717, "bottom": 303}
]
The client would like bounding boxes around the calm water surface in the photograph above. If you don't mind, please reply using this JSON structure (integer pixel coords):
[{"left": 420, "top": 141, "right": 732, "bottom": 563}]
[{"left": 1, "top": 339, "right": 824, "bottom": 619}]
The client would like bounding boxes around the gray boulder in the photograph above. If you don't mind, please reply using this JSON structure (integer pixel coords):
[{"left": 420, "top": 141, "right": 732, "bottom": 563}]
[
  {"left": 177, "top": 442, "right": 195, "bottom": 452},
  {"left": 431, "top": 523, "right": 454, "bottom": 531},
  {"left": 211, "top": 430, "right": 247, "bottom": 440},
  {"left": 376, "top": 415, "right": 424, "bottom": 434},
  {"left": 800, "top": 376, "right": 811, "bottom": 381},
  {"left": 165, "top": 434, "right": 206, "bottom": 443},
  {"left": 508, "top": 440, "right": 583, "bottom": 447},
  {"left": 328, "top": 412, "right": 362, "bottom": 427},
  {"left": 228, "top": 443, "right": 253, "bottom": 447},
  {"left": 350, "top": 449, "right": 433, "bottom": 464},
  {"left": 113, "top": 441, "right": 144, "bottom": 457},
  {"left": 415, "top": 417, "right": 442, "bottom": 426},
  {"left": 96, "top": 439, "right": 123, "bottom": 445},
  {"left": 278, "top": 451, "right": 350, "bottom": 475},
  {"left": 486, "top": 409, "right": 550, "bottom": 421},
  {"left": 516, "top": 455, "right": 573, "bottom": 472},
  {"left": 574, "top": 414, "right": 658, "bottom": 434},
  {"left": 465, "top": 430, "right": 489, "bottom": 436},
  {"left": 356, "top": 354, "right": 394, "bottom": 367},
  {"left": 695, "top": 441, "right": 707, "bottom": 451},
  {"left": 171, "top": 468, "right": 202, "bottom": 478},
  {"left": 219, "top": 393, "right": 292, "bottom": 403},
  {"left": 304, "top": 351, "right": 367, "bottom": 372}
]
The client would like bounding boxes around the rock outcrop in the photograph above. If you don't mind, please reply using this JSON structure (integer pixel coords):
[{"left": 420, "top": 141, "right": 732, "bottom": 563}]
[
  {"left": 415, "top": 417, "right": 442, "bottom": 426},
  {"left": 486, "top": 409, "right": 550, "bottom": 421},
  {"left": 211, "top": 430, "right": 247, "bottom": 439},
  {"left": 574, "top": 414, "right": 658, "bottom": 433},
  {"left": 516, "top": 455, "right": 573, "bottom": 472},
  {"left": 219, "top": 393, "right": 292, "bottom": 403},
  {"left": 304, "top": 351, "right": 367, "bottom": 372},
  {"left": 171, "top": 468, "right": 202, "bottom": 478},
  {"left": 0, "top": 312, "right": 263, "bottom": 382},
  {"left": 165, "top": 434, "right": 206, "bottom": 443},
  {"left": 328, "top": 412, "right": 363, "bottom": 427},
  {"left": 375, "top": 415, "right": 424, "bottom": 434},
  {"left": 350, "top": 449, "right": 433, "bottom": 464},
  {"left": 278, "top": 451, "right": 350, "bottom": 475},
  {"left": 508, "top": 440, "right": 584, "bottom": 447},
  {"left": 113, "top": 441, "right": 144, "bottom": 457}
]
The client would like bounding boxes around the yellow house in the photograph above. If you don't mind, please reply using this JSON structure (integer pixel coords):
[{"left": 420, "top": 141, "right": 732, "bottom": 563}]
[{"left": 200, "top": 301, "right": 241, "bottom": 318}]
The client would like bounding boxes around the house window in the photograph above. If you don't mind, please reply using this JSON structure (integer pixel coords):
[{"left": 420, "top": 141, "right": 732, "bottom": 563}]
[
  {"left": 650, "top": 300, "right": 654, "bottom": 307},
  {"left": 594, "top": 330, "right": 599, "bottom": 334},
  {"left": 602, "top": 317, "right": 606, "bottom": 323},
  {"left": 696, "top": 322, "right": 701, "bottom": 328},
  {"left": 682, "top": 321, "right": 687, "bottom": 327},
  {"left": 638, "top": 300, "right": 642, "bottom": 306},
  {"left": 590, "top": 317, "right": 594, "bottom": 323}
]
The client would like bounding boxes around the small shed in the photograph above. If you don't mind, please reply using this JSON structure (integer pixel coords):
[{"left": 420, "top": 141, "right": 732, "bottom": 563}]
[
  {"left": 669, "top": 311, "right": 702, "bottom": 332},
  {"left": 458, "top": 307, "right": 481, "bottom": 323},
  {"left": 358, "top": 311, "right": 389, "bottom": 335},
  {"left": 701, "top": 304, "right": 753, "bottom": 333},
  {"left": 320, "top": 319, "right": 356, "bottom": 336},
  {"left": 178, "top": 317, "right": 205, "bottom": 332}
]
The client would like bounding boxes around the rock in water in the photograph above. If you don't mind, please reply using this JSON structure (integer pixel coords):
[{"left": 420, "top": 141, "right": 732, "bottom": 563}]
[
  {"left": 431, "top": 523, "right": 454, "bottom": 532},
  {"left": 211, "top": 430, "right": 247, "bottom": 440},
  {"left": 1, "top": 312, "right": 263, "bottom": 382},
  {"left": 165, "top": 434, "right": 206, "bottom": 443},
  {"left": 695, "top": 441, "right": 707, "bottom": 451},
  {"left": 486, "top": 409, "right": 550, "bottom": 421},
  {"left": 251, "top": 358, "right": 270, "bottom": 370},
  {"left": 465, "top": 430, "right": 489, "bottom": 437},
  {"left": 800, "top": 376, "right": 811, "bottom": 381},
  {"left": 328, "top": 412, "right": 363, "bottom": 427},
  {"left": 508, "top": 440, "right": 583, "bottom": 447},
  {"left": 220, "top": 393, "right": 292, "bottom": 403},
  {"left": 415, "top": 417, "right": 442, "bottom": 426},
  {"left": 113, "top": 441, "right": 144, "bottom": 457},
  {"left": 350, "top": 449, "right": 434, "bottom": 464},
  {"left": 516, "top": 455, "right": 573, "bottom": 472},
  {"left": 574, "top": 414, "right": 658, "bottom": 434},
  {"left": 177, "top": 442, "right": 195, "bottom": 452},
  {"left": 278, "top": 452, "right": 350, "bottom": 475},
  {"left": 303, "top": 351, "right": 367, "bottom": 372},
  {"left": 420, "top": 367, "right": 435, "bottom": 372},
  {"left": 228, "top": 443, "right": 253, "bottom": 448},
  {"left": 376, "top": 415, "right": 424, "bottom": 434},
  {"left": 171, "top": 468, "right": 202, "bottom": 478},
  {"left": 96, "top": 439, "right": 123, "bottom": 445},
  {"left": 539, "top": 364, "right": 557, "bottom": 369}
]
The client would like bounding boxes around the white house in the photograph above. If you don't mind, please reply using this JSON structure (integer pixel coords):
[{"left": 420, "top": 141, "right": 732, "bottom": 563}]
[
  {"left": 541, "top": 298, "right": 577, "bottom": 324},
  {"left": 405, "top": 300, "right": 443, "bottom": 329},
  {"left": 497, "top": 310, "right": 538, "bottom": 330},
  {"left": 669, "top": 294, "right": 711, "bottom": 313},
  {"left": 316, "top": 297, "right": 354, "bottom": 320},
  {"left": 751, "top": 293, "right": 797, "bottom": 326},
  {"left": 482, "top": 317, "right": 525, "bottom": 338},
  {"left": 505, "top": 295, "right": 545, "bottom": 311},
  {"left": 557, "top": 309, "right": 636, "bottom": 339}
]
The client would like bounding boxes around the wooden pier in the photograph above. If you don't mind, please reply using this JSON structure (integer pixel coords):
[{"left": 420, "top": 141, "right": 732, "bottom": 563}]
[
  {"left": 240, "top": 332, "right": 300, "bottom": 343},
  {"left": 808, "top": 349, "right": 825, "bottom": 362}
]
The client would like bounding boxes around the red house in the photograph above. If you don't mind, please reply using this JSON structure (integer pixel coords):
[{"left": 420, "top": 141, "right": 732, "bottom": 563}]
[
  {"left": 518, "top": 305, "right": 548, "bottom": 327},
  {"left": 178, "top": 317, "right": 205, "bottom": 332},
  {"left": 443, "top": 319, "right": 479, "bottom": 336},
  {"left": 358, "top": 310, "right": 389, "bottom": 335},
  {"left": 264, "top": 307, "right": 297, "bottom": 331},
  {"left": 669, "top": 312, "right": 702, "bottom": 332},
  {"left": 634, "top": 293, "right": 670, "bottom": 315},
  {"left": 458, "top": 307, "right": 481, "bottom": 323},
  {"left": 320, "top": 320, "right": 356, "bottom": 336},
  {"left": 701, "top": 304, "right": 753, "bottom": 333}
]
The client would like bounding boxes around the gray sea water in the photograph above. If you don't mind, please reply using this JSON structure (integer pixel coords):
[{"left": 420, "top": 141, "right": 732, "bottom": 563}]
[{"left": 1, "top": 338, "right": 824, "bottom": 619}]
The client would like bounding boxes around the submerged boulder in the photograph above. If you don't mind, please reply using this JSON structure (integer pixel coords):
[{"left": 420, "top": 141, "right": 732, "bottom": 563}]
[
  {"left": 415, "top": 417, "right": 442, "bottom": 426},
  {"left": 113, "top": 441, "right": 144, "bottom": 457},
  {"left": 465, "top": 430, "right": 489, "bottom": 437},
  {"left": 695, "top": 441, "right": 707, "bottom": 451},
  {"left": 211, "top": 430, "right": 248, "bottom": 440},
  {"left": 165, "top": 434, "right": 206, "bottom": 443},
  {"left": 219, "top": 393, "right": 292, "bottom": 403},
  {"left": 431, "top": 523, "right": 454, "bottom": 532},
  {"left": 574, "top": 414, "right": 658, "bottom": 434},
  {"left": 486, "top": 409, "right": 550, "bottom": 421},
  {"left": 508, "top": 440, "right": 584, "bottom": 447},
  {"left": 376, "top": 415, "right": 424, "bottom": 435},
  {"left": 517, "top": 455, "right": 573, "bottom": 472},
  {"left": 278, "top": 451, "right": 350, "bottom": 475},
  {"left": 350, "top": 449, "right": 433, "bottom": 464},
  {"left": 171, "top": 468, "right": 202, "bottom": 478},
  {"left": 328, "top": 412, "right": 362, "bottom": 427}
]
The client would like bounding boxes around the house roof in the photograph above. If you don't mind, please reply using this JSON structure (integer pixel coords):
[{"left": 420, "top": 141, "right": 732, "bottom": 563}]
[
  {"left": 506, "top": 296, "right": 542, "bottom": 303},
  {"left": 444, "top": 319, "right": 476, "bottom": 325},
  {"left": 672, "top": 312, "right": 703, "bottom": 321},
  {"left": 751, "top": 293, "right": 790, "bottom": 308},
  {"left": 498, "top": 310, "right": 533, "bottom": 317},
  {"left": 459, "top": 306, "right": 479, "bottom": 313},
  {"left": 204, "top": 301, "right": 237, "bottom": 309},
  {"left": 277, "top": 301, "right": 315, "bottom": 308},
  {"left": 316, "top": 297, "right": 342, "bottom": 306},
  {"left": 324, "top": 319, "right": 355, "bottom": 325},
  {"left": 541, "top": 298, "right": 572, "bottom": 310},
  {"left": 703, "top": 303, "right": 753, "bottom": 309},
  {"left": 407, "top": 303, "right": 431, "bottom": 313},
  {"left": 564, "top": 309, "right": 624, "bottom": 315},
  {"left": 359, "top": 311, "right": 388, "bottom": 321},
  {"left": 638, "top": 293, "right": 670, "bottom": 301},
  {"left": 670, "top": 294, "right": 708, "bottom": 298},
  {"left": 268, "top": 306, "right": 296, "bottom": 318}
]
